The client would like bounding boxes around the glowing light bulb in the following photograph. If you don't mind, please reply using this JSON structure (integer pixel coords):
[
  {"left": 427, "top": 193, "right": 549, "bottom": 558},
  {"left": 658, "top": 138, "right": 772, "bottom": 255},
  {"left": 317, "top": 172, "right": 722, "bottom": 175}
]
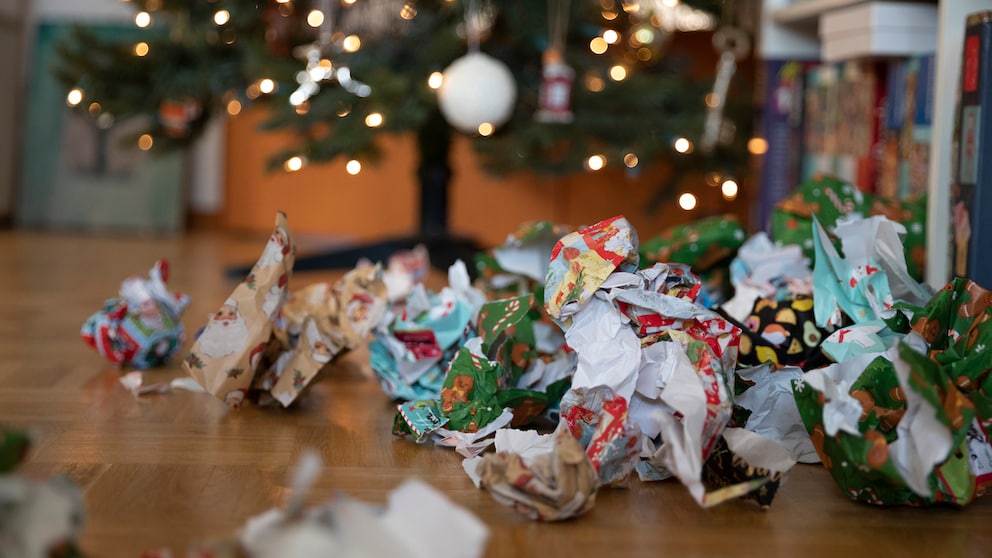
[
  {"left": 623, "top": 153, "right": 639, "bottom": 168},
  {"left": 589, "top": 37, "right": 608, "bottom": 55},
  {"left": 346, "top": 160, "right": 362, "bottom": 175},
  {"left": 477, "top": 122, "right": 494, "bottom": 136},
  {"left": 284, "top": 156, "right": 305, "bottom": 172},
  {"left": 400, "top": 3, "right": 417, "bottom": 19},
  {"left": 428, "top": 72, "right": 443, "bottom": 90},
  {"left": 138, "top": 134, "right": 154, "bottom": 151},
  {"left": 134, "top": 42, "right": 149, "bottom": 56},
  {"left": 226, "top": 99, "right": 242, "bottom": 115},
  {"left": 678, "top": 193, "right": 697, "bottom": 211},
  {"left": 609, "top": 65, "right": 627, "bottom": 81},
  {"left": 365, "top": 112, "right": 383, "bottom": 127},
  {"left": 603, "top": 30, "right": 620, "bottom": 44},
  {"left": 748, "top": 137, "right": 769, "bottom": 155},
  {"left": 586, "top": 75, "right": 605, "bottom": 92},
  {"left": 673, "top": 137, "right": 692, "bottom": 153},
  {"left": 721, "top": 179, "right": 739, "bottom": 199},
  {"left": 135, "top": 11, "right": 151, "bottom": 28},
  {"left": 342, "top": 35, "right": 361, "bottom": 52},
  {"left": 66, "top": 88, "right": 83, "bottom": 107},
  {"left": 214, "top": 10, "right": 230, "bottom": 25},
  {"left": 259, "top": 79, "right": 276, "bottom": 94},
  {"left": 307, "top": 10, "right": 324, "bottom": 27},
  {"left": 586, "top": 154, "right": 606, "bottom": 171}
]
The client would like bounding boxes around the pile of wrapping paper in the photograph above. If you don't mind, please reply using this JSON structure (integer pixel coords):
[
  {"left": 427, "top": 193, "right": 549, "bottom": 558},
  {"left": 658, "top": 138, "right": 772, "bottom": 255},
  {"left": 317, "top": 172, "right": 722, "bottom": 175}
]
[{"left": 384, "top": 171, "right": 992, "bottom": 517}]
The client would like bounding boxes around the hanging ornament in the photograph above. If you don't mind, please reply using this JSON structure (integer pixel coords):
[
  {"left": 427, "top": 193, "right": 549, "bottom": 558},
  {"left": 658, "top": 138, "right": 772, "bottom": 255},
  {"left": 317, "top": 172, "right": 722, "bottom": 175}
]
[
  {"left": 535, "top": 0, "right": 574, "bottom": 123},
  {"left": 158, "top": 97, "right": 201, "bottom": 138},
  {"left": 700, "top": 26, "right": 749, "bottom": 153},
  {"left": 437, "top": 0, "right": 517, "bottom": 134}
]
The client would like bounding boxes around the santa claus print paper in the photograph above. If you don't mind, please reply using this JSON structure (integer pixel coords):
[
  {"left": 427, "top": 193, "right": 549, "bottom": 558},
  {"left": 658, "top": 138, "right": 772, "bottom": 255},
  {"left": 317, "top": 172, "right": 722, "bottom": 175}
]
[{"left": 184, "top": 212, "right": 295, "bottom": 405}]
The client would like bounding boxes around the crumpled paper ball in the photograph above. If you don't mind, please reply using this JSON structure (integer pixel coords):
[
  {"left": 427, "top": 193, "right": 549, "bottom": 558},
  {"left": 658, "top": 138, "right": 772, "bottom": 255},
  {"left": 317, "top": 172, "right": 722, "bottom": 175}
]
[
  {"left": 476, "top": 428, "right": 598, "bottom": 521},
  {"left": 0, "top": 475, "right": 86, "bottom": 558},
  {"left": 81, "top": 259, "right": 189, "bottom": 369}
]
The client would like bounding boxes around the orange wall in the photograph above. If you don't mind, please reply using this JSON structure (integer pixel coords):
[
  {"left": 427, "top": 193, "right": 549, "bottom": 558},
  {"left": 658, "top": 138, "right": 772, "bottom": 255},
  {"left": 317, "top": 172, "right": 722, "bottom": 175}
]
[{"left": 222, "top": 107, "right": 752, "bottom": 249}]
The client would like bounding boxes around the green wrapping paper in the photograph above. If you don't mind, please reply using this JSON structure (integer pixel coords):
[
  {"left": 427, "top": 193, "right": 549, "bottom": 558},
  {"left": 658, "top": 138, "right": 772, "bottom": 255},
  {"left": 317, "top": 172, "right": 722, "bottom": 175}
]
[
  {"left": 906, "top": 278, "right": 992, "bottom": 494},
  {"left": 477, "top": 294, "right": 537, "bottom": 386},
  {"left": 438, "top": 349, "right": 504, "bottom": 433},
  {"left": 770, "top": 174, "right": 927, "bottom": 280},
  {"left": 639, "top": 215, "right": 746, "bottom": 271},
  {"left": 794, "top": 343, "right": 979, "bottom": 506}
]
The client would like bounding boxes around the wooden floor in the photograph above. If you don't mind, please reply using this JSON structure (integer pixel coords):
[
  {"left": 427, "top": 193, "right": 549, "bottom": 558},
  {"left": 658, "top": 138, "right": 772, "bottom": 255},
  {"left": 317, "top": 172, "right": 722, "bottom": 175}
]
[{"left": 2, "top": 229, "right": 992, "bottom": 558}]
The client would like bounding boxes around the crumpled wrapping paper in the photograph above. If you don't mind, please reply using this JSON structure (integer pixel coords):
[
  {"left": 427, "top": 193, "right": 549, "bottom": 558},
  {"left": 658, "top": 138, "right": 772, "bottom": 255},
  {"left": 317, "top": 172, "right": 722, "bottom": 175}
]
[
  {"left": 812, "top": 214, "right": 932, "bottom": 330},
  {"left": 184, "top": 212, "right": 296, "bottom": 407},
  {"left": 476, "top": 294, "right": 572, "bottom": 427},
  {"left": 0, "top": 428, "right": 87, "bottom": 558},
  {"left": 156, "top": 453, "right": 488, "bottom": 558},
  {"left": 698, "top": 427, "right": 797, "bottom": 509},
  {"left": 255, "top": 264, "right": 388, "bottom": 407},
  {"left": 544, "top": 215, "right": 639, "bottom": 328},
  {"left": 770, "top": 173, "right": 927, "bottom": 280},
  {"left": 185, "top": 213, "right": 388, "bottom": 408},
  {"left": 733, "top": 364, "right": 818, "bottom": 463},
  {"left": 794, "top": 340, "right": 983, "bottom": 506},
  {"left": 392, "top": 341, "right": 514, "bottom": 457},
  {"left": 560, "top": 385, "right": 640, "bottom": 486},
  {"left": 475, "top": 428, "right": 598, "bottom": 521},
  {"left": 904, "top": 278, "right": 992, "bottom": 495},
  {"left": 728, "top": 232, "right": 813, "bottom": 301},
  {"left": 370, "top": 261, "right": 485, "bottom": 401},
  {"left": 543, "top": 215, "right": 793, "bottom": 507},
  {"left": 476, "top": 220, "right": 569, "bottom": 304},
  {"left": 0, "top": 475, "right": 87, "bottom": 558},
  {"left": 719, "top": 296, "right": 833, "bottom": 370},
  {"left": 391, "top": 290, "right": 577, "bottom": 456},
  {"left": 639, "top": 214, "right": 747, "bottom": 307},
  {"left": 81, "top": 259, "right": 190, "bottom": 369}
]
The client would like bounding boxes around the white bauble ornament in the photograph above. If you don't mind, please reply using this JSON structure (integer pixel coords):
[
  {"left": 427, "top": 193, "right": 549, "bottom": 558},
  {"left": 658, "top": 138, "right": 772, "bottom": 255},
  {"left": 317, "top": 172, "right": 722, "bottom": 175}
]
[{"left": 437, "top": 52, "right": 517, "bottom": 133}]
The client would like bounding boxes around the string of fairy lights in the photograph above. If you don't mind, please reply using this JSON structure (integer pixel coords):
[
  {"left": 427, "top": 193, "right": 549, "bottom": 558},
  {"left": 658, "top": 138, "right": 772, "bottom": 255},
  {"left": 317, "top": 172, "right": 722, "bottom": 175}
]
[{"left": 62, "top": 0, "right": 759, "bottom": 211}]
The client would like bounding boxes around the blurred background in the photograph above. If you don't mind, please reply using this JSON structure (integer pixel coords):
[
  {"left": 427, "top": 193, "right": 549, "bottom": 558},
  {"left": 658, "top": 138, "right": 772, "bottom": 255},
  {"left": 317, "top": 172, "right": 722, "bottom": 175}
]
[{"left": 0, "top": 0, "right": 761, "bottom": 252}]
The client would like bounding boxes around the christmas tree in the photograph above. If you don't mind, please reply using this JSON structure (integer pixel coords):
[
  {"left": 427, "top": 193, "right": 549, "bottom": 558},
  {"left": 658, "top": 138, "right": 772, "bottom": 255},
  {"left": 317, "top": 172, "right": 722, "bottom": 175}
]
[{"left": 54, "top": 0, "right": 752, "bottom": 250}]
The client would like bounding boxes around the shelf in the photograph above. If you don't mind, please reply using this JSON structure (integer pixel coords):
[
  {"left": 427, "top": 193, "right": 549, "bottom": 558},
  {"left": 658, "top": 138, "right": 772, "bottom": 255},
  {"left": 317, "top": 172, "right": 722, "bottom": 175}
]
[
  {"left": 770, "top": 0, "right": 938, "bottom": 26},
  {"left": 771, "top": 0, "right": 869, "bottom": 24}
]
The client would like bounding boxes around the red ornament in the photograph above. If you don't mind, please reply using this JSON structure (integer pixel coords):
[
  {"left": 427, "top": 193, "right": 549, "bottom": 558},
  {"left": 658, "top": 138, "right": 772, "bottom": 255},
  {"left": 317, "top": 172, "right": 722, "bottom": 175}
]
[
  {"left": 535, "top": 48, "right": 574, "bottom": 123},
  {"left": 158, "top": 98, "right": 201, "bottom": 138}
]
